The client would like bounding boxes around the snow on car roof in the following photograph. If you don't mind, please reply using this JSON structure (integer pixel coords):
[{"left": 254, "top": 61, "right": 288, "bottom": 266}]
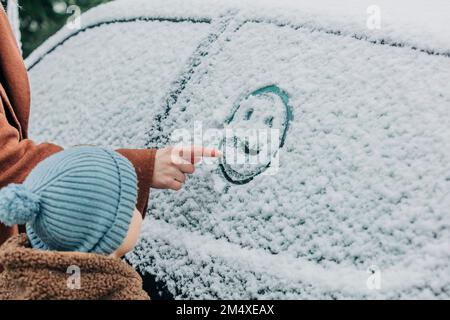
[{"left": 26, "top": 0, "right": 450, "bottom": 69}]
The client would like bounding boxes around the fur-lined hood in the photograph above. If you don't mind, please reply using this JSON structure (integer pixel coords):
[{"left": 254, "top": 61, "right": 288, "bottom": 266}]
[{"left": 0, "top": 234, "right": 149, "bottom": 300}]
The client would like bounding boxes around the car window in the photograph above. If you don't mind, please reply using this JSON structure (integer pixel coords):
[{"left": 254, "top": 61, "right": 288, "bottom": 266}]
[
  {"left": 133, "top": 20, "right": 450, "bottom": 299},
  {"left": 28, "top": 19, "right": 211, "bottom": 149}
]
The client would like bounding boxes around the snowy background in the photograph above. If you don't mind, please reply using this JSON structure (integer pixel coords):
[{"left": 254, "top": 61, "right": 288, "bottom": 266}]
[{"left": 26, "top": 0, "right": 450, "bottom": 299}]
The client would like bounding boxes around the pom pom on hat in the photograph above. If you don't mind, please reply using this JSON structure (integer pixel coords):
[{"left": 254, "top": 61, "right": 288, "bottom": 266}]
[{"left": 0, "top": 184, "right": 41, "bottom": 226}]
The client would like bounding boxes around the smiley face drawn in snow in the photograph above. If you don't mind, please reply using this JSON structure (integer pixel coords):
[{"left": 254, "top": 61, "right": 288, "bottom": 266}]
[{"left": 219, "top": 85, "right": 293, "bottom": 184}]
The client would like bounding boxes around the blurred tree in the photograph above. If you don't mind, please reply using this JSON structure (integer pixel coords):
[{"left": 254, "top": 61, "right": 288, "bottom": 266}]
[{"left": 1, "top": 0, "right": 112, "bottom": 58}]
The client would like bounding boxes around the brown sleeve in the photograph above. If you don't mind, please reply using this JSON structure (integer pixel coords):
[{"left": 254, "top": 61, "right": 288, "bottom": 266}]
[
  {"left": 116, "top": 149, "right": 157, "bottom": 218},
  {"left": 0, "top": 104, "right": 63, "bottom": 246}
]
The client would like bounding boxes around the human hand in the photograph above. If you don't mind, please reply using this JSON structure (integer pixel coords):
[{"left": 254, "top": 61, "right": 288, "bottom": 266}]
[{"left": 151, "top": 146, "right": 221, "bottom": 191}]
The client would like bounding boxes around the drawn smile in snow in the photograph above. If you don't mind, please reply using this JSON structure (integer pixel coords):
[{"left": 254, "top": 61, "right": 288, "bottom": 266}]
[{"left": 219, "top": 85, "right": 293, "bottom": 184}]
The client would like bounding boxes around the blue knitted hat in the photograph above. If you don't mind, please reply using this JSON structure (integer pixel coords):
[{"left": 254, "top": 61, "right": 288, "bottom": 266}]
[{"left": 0, "top": 147, "right": 137, "bottom": 255}]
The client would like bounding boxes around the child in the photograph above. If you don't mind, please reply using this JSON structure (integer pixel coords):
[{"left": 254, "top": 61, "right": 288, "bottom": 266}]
[
  {"left": 0, "top": 146, "right": 154, "bottom": 299},
  {"left": 1, "top": 5, "right": 213, "bottom": 248}
]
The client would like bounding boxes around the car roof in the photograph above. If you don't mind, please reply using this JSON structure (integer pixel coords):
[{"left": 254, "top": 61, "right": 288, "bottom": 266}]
[{"left": 26, "top": 0, "right": 450, "bottom": 68}]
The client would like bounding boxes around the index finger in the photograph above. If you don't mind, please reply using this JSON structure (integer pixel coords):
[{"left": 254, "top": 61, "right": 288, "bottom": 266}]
[{"left": 175, "top": 146, "right": 222, "bottom": 159}]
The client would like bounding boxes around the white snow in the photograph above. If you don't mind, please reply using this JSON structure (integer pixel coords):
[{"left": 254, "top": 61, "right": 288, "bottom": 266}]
[
  {"left": 6, "top": 0, "right": 21, "bottom": 53},
  {"left": 26, "top": 0, "right": 450, "bottom": 68},
  {"left": 26, "top": 0, "right": 450, "bottom": 299},
  {"left": 28, "top": 20, "right": 210, "bottom": 148}
]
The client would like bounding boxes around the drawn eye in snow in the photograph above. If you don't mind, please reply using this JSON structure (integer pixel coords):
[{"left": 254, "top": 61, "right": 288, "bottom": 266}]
[{"left": 219, "top": 85, "right": 293, "bottom": 184}]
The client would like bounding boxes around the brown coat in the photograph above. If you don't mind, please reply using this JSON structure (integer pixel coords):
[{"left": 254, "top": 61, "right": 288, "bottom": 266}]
[
  {"left": 0, "top": 6, "right": 156, "bottom": 246},
  {"left": 0, "top": 234, "right": 150, "bottom": 300}
]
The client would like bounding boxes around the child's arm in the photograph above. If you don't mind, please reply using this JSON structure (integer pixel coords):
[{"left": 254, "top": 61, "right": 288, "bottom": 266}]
[
  {"left": 116, "top": 149, "right": 157, "bottom": 217},
  {"left": 0, "top": 110, "right": 156, "bottom": 219},
  {"left": 0, "top": 109, "right": 64, "bottom": 244}
]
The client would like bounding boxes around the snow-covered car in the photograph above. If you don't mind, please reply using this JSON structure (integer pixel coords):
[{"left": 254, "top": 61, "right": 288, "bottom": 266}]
[{"left": 26, "top": 0, "right": 450, "bottom": 299}]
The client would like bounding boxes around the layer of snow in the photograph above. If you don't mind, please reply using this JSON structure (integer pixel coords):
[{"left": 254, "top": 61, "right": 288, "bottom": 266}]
[
  {"left": 6, "top": 0, "right": 21, "bottom": 53},
  {"left": 27, "top": 0, "right": 450, "bottom": 299},
  {"left": 26, "top": 0, "right": 450, "bottom": 68},
  {"left": 28, "top": 20, "right": 210, "bottom": 148},
  {"left": 132, "top": 219, "right": 431, "bottom": 299}
]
